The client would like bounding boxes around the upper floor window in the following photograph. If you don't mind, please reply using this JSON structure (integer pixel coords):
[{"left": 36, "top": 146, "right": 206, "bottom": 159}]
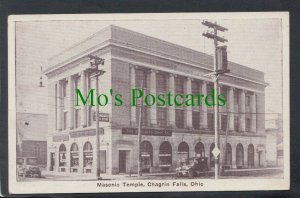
[
  {"left": 234, "top": 116, "right": 239, "bottom": 132},
  {"left": 75, "top": 109, "right": 81, "bottom": 128},
  {"left": 175, "top": 77, "right": 184, "bottom": 94},
  {"left": 192, "top": 81, "right": 200, "bottom": 94},
  {"left": 246, "top": 118, "right": 251, "bottom": 132},
  {"left": 220, "top": 86, "right": 228, "bottom": 100},
  {"left": 221, "top": 115, "right": 228, "bottom": 131},
  {"left": 136, "top": 69, "right": 147, "bottom": 89},
  {"left": 157, "top": 107, "right": 167, "bottom": 127},
  {"left": 34, "top": 144, "right": 40, "bottom": 157},
  {"left": 208, "top": 113, "right": 214, "bottom": 131},
  {"left": 175, "top": 109, "right": 184, "bottom": 129},
  {"left": 234, "top": 90, "right": 239, "bottom": 105},
  {"left": 207, "top": 83, "right": 214, "bottom": 94},
  {"left": 192, "top": 111, "right": 200, "bottom": 129},
  {"left": 245, "top": 95, "right": 251, "bottom": 107},
  {"left": 63, "top": 112, "right": 68, "bottom": 130},
  {"left": 74, "top": 76, "right": 80, "bottom": 89},
  {"left": 156, "top": 73, "right": 167, "bottom": 93}
]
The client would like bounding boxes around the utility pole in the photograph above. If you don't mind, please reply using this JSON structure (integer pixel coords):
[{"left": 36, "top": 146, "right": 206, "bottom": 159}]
[
  {"left": 87, "top": 54, "right": 105, "bottom": 180},
  {"left": 202, "top": 20, "right": 230, "bottom": 179},
  {"left": 137, "top": 80, "right": 144, "bottom": 176}
]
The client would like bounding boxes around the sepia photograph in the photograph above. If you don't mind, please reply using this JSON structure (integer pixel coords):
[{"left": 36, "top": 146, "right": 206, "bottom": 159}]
[{"left": 8, "top": 12, "right": 289, "bottom": 194}]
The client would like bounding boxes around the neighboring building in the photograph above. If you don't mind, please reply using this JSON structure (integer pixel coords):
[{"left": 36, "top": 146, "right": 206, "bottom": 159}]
[
  {"left": 44, "top": 25, "right": 268, "bottom": 175},
  {"left": 265, "top": 114, "right": 283, "bottom": 166},
  {"left": 16, "top": 112, "right": 48, "bottom": 165}
]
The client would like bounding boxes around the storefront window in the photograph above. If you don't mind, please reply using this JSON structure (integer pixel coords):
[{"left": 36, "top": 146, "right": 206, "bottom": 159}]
[
  {"left": 70, "top": 143, "right": 79, "bottom": 167},
  {"left": 195, "top": 142, "right": 205, "bottom": 157},
  {"left": 224, "top": 143, "right": 232, "bottom": 166},
  {"left": 59, "top": 144, "right": 66, "bottom": 167},
  {"left": 210, "top": 143, "right": 215, "bottom": 167},
  {"left": 141, "top": 141, "right": 153, "bottom": 172},
  {"left": 159, "top": 141, "right": 172, "bottom": 171},
  {"left": 236, "top": 143, "right": 244, "bottom": 168},
  {"left": 178, "top": 142, "right": 189, "bottom": 161},
  {"left": 248, "top": 144, "right": 255, "bottom": 168},
  {"left": 83, "top": 142, "right": 93, "bottom": 170}
]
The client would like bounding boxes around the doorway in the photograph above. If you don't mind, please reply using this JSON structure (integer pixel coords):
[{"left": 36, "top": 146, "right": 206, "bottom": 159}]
[
  {"left": 119, "top": 150, "right": 127, "bottom": 173},
  {"left": 100, "top": 150, "right": 106, "bottom": 173},
  {"left": 258, "top": 151, "right": 262, "bottom": 167},
  {"left": 50, "top": 152, "right": 55, "bottom": 171}
]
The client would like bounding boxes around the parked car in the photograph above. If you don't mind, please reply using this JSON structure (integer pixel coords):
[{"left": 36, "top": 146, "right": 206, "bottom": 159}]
[
  {"left": 176, "top": 157, "right": 209, "bottom": 178},
  {"left": 17, "top": 157, "right": 41, "bottom": 178}
]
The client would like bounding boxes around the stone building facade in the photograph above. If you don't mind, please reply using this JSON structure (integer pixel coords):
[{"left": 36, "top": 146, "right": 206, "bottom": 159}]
[{"left": 44, "top": 25, "right": 268, "bottom": 175}]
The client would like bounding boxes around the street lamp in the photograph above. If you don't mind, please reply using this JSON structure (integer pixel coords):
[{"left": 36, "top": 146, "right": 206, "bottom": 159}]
[{"left": 87, "top": 54, "right": 105, "bottom": 179}]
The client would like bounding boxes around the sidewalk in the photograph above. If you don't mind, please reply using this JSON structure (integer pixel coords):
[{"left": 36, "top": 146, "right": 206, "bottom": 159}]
[{"left": 41, "top": 167, "right": 283, "bottom": 180}]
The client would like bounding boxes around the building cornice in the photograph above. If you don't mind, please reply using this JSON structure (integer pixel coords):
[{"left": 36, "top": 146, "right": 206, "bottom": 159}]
[
  {"left": 45, "top": 39, "right": 268, "bottom": 88},
  {"left": 112, "top": 56, "right": 265, "bottom": 93}
]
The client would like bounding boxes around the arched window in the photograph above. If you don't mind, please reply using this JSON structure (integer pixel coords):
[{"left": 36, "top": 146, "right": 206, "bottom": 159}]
[
  {"left": 210, "top": 143, "right": 215, "bottom": 167},
  {"left": 83, "top": 142, "right": 93, "bottom": 169},
  {"left": 224, "top": 143, "right": 232, "bottom": 166},
  {"left": 248, "top": 144, "right": 255, "bottom": 168},
  {"left": 178, "top": 142, "right": 189, "bottom": 161},
  {"left": 195, "top": 142, "right": 205, "bottom": 157},
  {"left": 236, "top": 143, "right": 244, "bottom": 168},
  {"left": 159, "top": 141, "right": 172, "bottom": 171},
  {"left": 59, "top": 144, "right": 66, "bottom": 167},
  {"left": 141, "top": 141, "right": 153, "bottom": 172},
  {"left": 70, "top": 143, "right": 79, "bottom": 168}
]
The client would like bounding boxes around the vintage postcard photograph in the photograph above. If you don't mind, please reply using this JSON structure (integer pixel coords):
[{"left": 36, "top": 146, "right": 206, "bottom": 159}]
[{"left": 8, "top": 12, "right": 289, "bottom": 194}]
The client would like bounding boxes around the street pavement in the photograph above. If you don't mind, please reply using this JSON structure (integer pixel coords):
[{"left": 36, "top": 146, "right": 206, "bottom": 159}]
[{"left": 17, "top": 167, "right": 283, "bottom": 181}]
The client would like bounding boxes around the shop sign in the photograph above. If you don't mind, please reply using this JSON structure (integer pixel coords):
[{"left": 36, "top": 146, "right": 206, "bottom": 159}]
[
  {"left": 99, "top": 113, "right": 109, "bottom": 122},
  {"left": 93, "top": 112, "right": 109, "bottom": 122},
  {"left": 122, "top": 128, "right": 172, "bottom": 136},
  {"left": 53, "top": 135, "right": 69, "bottom": 142},
  {"left": 70, "top": 130, "right": 96, "bottom": 138}
]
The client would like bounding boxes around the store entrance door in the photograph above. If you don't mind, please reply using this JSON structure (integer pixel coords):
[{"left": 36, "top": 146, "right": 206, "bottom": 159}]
[
  {"left": 100, "top": 150, "right": 106, "bottom": 173},
  {"left": 258, "top": 151, "right": 262, "bottom": 167},
  {"left": 50, "top": 152, "right": 55, "bottom": 171},
  {"left": 119, "top": 150, "right": 127, "bottom": 173}
]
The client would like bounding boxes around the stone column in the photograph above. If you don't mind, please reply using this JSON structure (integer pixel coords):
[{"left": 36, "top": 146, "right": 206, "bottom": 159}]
[
  {"left": 168, "top": 74, "right": 176, "bottom": 127},
  {"left": 78, "top": 144, "right": 84, "bottom": 173},
  {"left": 57, "top": 81, "right": 62, "bottom": 131},
  {"left": 80, "top": 71, "right": 87, "bottom": 127},
  {"left": 228, "top": 87, "right": 234, "bottom": 131},
  {"left": 92, "top": 139, "right": 98, "bottom": 174},
  {"left": 254, "top": 150, "right": 259, "bottom": 168},
  {"left": 55, "top": 146, "right": 60, "bottom": 172},
  {"left": 250, "top": 93, "right": 257, "bottom": 133},
  {"left": 130, "top": 65, "right": 137, "bottom": 126},
  {"left": 244, "top": 145, "right": 248, "bottom": 167},
  {"left": 232, "top": 143, "right": 237, "bottom": 168},
  {"left": 200, "top": 81, "right": 208, "bottom": 129},
  {"left": 65, "top": 145, "right": 70, "bottom": 172},
  {"left": 68, "top": 76, "right": 74, "bottom": 130},
  {"left": 186, "top": 77, "right": 193, "bottom": 128},
  {"left": 239, "top": 90, "right": 246, "bottom": 132},
  {"left": 150, "top": 69, "right": 157, "bottom": 126}
]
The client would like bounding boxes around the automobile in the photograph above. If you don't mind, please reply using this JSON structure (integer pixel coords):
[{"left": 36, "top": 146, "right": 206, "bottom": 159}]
[
  {"left": 17, "top": 157, "right": 41, "bottom": 178},
  {"left": 176, "top": 157, "right": 209, "bottom": 178}
]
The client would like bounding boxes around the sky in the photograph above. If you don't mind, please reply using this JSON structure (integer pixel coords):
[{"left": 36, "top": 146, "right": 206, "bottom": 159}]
[{"left": 15, "top": 17, "right": 283, "bottom": 116}]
